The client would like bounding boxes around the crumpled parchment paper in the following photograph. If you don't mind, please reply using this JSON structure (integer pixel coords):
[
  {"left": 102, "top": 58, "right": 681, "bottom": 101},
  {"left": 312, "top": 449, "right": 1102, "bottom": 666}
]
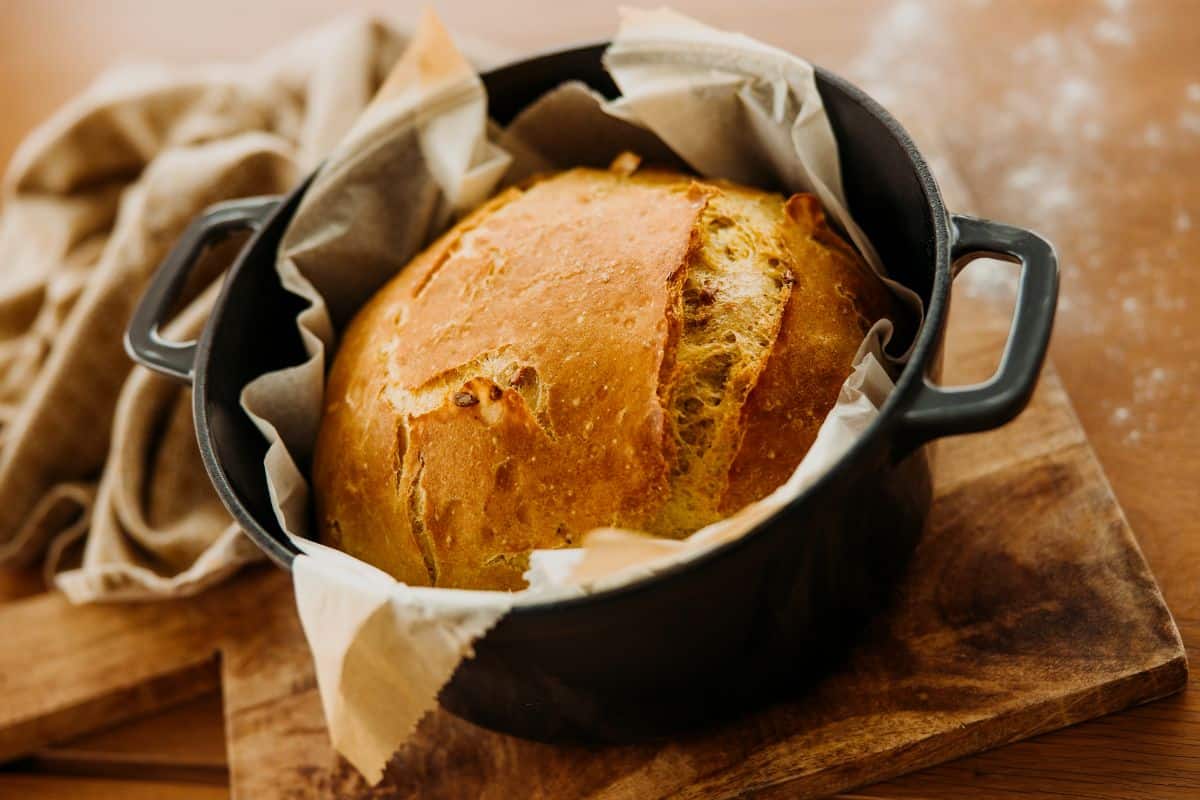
[{"left": 242, "top": 8, "right": 921, "bottom": 783}]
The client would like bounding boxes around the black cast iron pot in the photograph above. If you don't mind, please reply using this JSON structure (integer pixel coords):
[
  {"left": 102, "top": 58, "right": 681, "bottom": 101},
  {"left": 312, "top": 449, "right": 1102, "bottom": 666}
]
[{"left": 126, "top": 43, "right": 1058, "bottom": 741}]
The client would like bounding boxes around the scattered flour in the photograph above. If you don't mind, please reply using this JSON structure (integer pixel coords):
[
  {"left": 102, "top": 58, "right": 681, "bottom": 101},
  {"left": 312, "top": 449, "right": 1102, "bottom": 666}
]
[
  {"left": 846, "top": 0, "right": 1131, "bottom": 245},
  {"left": 1132, "top": 367, "right": 1171, "bottom": 406},
  {"left": 1082, "top": 120, "right": 1106, "bottom": 140},
  {"left": 1058, "top": 76, "right": 1097, "bottom": 107},
  {"left": 1151, "top": 282, "right": 1188, "bottom": 313},
  {"left": 1093, "top": 19, "right": 1133, "bottom": 46},
  {"left": 1002, "top": 156, "right": 1077, "bottom": 218},
  {"left": 1005, "top": 163, "right": 1044, "bottom": 190},
  {"left": 958, "top": 258, "right": 1019, "bottom": 300},
  {"left": 846, "top": 0, "right": 1196, "bottom": 447},
  {"left": 1179, "top": 110, "right": 1200, "bottom": 133},
  {"left": 1013, "top": 31, "right": 1059, "bottom": 66},
  {"left": 1108, "top": 368, "right": 1168, "bottom": 444},
  {"left": 887, "top": 0, "right": 929, "bottom": 34},
  {"left": 845, "top": 0, "right": 940, "bottom": 112}
]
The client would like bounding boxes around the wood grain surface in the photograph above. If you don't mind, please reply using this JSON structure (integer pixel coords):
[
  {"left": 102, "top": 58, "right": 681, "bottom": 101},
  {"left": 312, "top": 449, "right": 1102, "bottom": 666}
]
[
  {"left": 215, "top": 301, "right": 1188, "bottom": 800},
  {"left": 1, "top": 1, "right": 1197, "bottom": 798},
  {"left": 0, "top": 296, "right": 1188, "bottom": 798}
]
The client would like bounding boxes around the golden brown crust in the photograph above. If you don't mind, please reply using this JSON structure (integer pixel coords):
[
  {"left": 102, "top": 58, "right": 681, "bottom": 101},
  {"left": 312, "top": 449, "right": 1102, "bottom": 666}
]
[
  {"left": 314, "top": 167, "right": 705, "bottom": 588},
  {"left": 313, "top": 167, "right": 900, "bottom": 589},
  {"left": 720, "top": 195, "right": 898, "bottom": 512}
]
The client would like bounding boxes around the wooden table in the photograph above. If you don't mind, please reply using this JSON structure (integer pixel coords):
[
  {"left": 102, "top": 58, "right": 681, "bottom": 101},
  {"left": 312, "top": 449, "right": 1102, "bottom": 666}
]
[{"left": 1, "top": 1, "right": 1196, "bottom": 797}]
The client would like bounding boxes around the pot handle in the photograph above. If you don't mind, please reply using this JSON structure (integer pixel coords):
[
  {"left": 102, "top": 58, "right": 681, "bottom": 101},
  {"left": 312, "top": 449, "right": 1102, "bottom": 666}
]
[
  {"left": 899, "top": 214, "right": 1059, "bottom": 443},
  {"left": 125, "top": 196, "right": 281, "bottom": 383}
]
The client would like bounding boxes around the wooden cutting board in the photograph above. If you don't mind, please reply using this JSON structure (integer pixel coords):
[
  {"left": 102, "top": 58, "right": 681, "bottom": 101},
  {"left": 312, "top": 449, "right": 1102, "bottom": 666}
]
[{"left": 0, "top": 293, "right": 1187, "bottom": 799}]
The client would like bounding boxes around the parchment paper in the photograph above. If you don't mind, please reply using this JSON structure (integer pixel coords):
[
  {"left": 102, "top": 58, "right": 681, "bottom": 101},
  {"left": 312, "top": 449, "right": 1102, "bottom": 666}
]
[{"left": 242, "top": 8, "right": 921, "bottom": 782}]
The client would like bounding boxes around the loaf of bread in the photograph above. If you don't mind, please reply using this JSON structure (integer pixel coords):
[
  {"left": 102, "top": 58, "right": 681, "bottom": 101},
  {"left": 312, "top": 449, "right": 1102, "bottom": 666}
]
[{"left": 312, "top": 161, "right": 899, "bottom": 590}]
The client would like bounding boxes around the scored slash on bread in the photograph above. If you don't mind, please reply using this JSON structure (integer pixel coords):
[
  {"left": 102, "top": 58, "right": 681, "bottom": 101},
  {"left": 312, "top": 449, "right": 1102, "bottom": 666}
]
[{"left": 313, "top": 156, "right": 899, "bottom": 589}]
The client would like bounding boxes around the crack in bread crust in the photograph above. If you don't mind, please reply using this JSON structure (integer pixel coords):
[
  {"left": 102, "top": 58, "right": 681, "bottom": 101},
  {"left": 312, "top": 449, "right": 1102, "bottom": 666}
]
[
  {"left": 405, "top": 451, "right": 436, "bottom": 584},
  {"left": 720, "top": 193, "right": 899, "bottom": 513},
  {"left": 651, "top": 184, "right": 797, "bottom": 538},
  {"left": 382, "top": 346, "right": 553, "bottom": 439}
]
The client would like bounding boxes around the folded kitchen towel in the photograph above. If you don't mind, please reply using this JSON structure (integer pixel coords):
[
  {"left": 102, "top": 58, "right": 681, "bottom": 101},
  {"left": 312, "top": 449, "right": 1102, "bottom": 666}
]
[{"left": 0, "top": 15, "right": 507, "bottom": 601}]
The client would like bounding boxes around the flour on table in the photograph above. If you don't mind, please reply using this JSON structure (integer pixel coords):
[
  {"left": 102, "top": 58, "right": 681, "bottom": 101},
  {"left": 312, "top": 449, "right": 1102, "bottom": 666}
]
[
  {"left": 845, "top": 0, "right": 1200, "bottom": 444},
  {"left": 1179, "top": 111, "right": 1200, "bottom": 134},
  {"left": 844, "top": 0, "right": 1132, "bottom": 307},
  {"left": 1093, "top": 19, "right": 1133, "bottom": 46}
]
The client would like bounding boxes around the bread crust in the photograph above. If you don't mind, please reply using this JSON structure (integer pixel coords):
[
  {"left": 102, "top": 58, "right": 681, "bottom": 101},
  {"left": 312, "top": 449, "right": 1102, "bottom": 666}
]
[
  {"left": 721, "top": 195, "right": 896, "bottom": 512},
  {"left": 313, "top": 167, "right": 898, "bottom": 589}
]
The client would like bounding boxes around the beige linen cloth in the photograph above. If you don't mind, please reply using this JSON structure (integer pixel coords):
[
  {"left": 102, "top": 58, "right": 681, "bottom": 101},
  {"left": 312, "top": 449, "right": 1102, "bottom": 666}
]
[{"left": 0, "top": 16, "right": 505, "bottom": 601}]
